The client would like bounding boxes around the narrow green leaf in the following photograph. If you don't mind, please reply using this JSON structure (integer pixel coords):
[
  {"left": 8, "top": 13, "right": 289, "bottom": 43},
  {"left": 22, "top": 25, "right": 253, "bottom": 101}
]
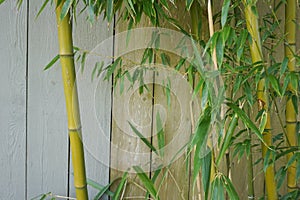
[
  {"left": 258, "top": 110, "right": 267, "bottom": 133},
  {"left": 227, "top": 103, "right": 268, "bottom": 147},
  {"left": 0, "top": 0, "right": 6, "bottom": 5},
  {"left": 106, "top": 0, "right": 114, "bottom": 22},
  {"left": 112, "top": 172, "right": 128, "bottom": 200},
  {"left": 268, "top": 74, "right": 281, "bottom": 96},
  {"left": 202, "top": 150, "right": 212, "bottom": 200},
  {"left": 216, "top": 33, "right": 224, "bottom": 67},
  {"left": 36, "top": 0, "right": 50, "bottom": 19},
  {"left": 175, "top": 57, "right": 186, "bottom": 71},
  {"left": 81, "top": 51, "right": 87, "bottom": 73},
  {"left": 221, "top": 0, "right": 231, "bottom": 28},
  {"left": 129, "top": 122, "right": 158, "bottom": 154},
  {"left": 87, "top": 178, "right": 114, "bottom": 198},
  {"left": 222, "top": 175, "right": 239, "bottom": 200},
  {"left": 216, "top": 114, "right": 238, "bottom": 166},
  {"left": 156, "top": 111, "right": 165, "bottom": 157},
  {"left": 133, "top": 166, "right": 159, "bottom": 200},
  {"left": 60, "top": 0, "right": 74, "bottom": 20},
  {"left": 44, "top": 55, "right": 60, "bottom": 70},
  {"left": 186, "top": 0, "right": 195, "bottom": 10},
  {"left": 280, "top": 57, "right": 288, "bottom": 77}
]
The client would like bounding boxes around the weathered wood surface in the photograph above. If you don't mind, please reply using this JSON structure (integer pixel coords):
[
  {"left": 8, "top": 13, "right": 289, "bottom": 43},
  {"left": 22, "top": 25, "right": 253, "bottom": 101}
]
[
  {"left": 27, "top": 1, "right": 68, "bottom": 198},
  {"left": 70, "top": 12, "right": 113, "bottom": 199},
  {"left": 0, "top": 1, "right": 27, "bottom": 199}
]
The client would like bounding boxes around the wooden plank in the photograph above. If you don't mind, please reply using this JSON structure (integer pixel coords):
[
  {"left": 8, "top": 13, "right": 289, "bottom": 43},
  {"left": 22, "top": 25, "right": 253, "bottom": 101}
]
[
  {"left": 0, "top": 1, "right": 27, "bottom": 199},
  {"left": 69, "top": 12, "right": 114, "bottom": 199},
  {"left": 27, "top": 2, "right": 69, "bottom": 198},
  {"left": 110, "top": 18, "right": 154, "bottom": 198}
]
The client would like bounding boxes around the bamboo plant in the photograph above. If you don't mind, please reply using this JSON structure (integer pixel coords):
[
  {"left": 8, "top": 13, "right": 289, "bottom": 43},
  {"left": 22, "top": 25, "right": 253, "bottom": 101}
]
[
  {"left": 55, "top": 1, "right": 88, "bottom": 199},
  {"left": 284, "top": 0, "right": 297, "bottom": 192},
  {"left": 243, "top": 1, "right": 278, "bottom": 199}
]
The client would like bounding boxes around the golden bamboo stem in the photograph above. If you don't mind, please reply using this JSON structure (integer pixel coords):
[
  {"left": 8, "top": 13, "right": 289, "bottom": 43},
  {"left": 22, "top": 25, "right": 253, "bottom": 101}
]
[
  {"left": 55, "top": 1, "right": 88, "bottom": 199},
  {"left": 284, "top": 0, "right": 297, "bottom": 192},
  {"left": 243, "top": 1, "right": 278, "bottom": 199}
]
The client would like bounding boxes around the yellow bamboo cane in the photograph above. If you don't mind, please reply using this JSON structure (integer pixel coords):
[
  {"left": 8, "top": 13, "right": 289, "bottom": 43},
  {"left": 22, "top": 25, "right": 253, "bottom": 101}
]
[
  {"left": 243, "top": 1, "right": 278, "bottom": 199},
  {"left": 55, "top": 1, "right": 88, "bottom": 199},
  {"left": 284, "top": 0, "right": 297, "bottom": 192}
]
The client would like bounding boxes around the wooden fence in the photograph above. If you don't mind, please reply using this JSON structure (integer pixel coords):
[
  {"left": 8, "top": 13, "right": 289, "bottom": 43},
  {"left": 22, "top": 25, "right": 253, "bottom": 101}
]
[{"left": 0, "top": 1, "right": 298, "bottom": 200}]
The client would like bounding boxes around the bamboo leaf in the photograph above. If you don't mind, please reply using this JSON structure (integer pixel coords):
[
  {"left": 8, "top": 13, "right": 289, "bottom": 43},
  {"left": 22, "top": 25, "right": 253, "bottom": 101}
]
[
  {"left": 156, "top": 111, "right": 165, "bottom": 157},
  {"left": 36, "top": 0, "right": 50, "bottom": 19},
  {"left": 202, "top": 150, "right": 212, "bottom": 200},
  {"left": 112, "top": 172, "right": 128, "bottom": 200},
  {"left": 211, "top": 177, "right": 225, "bottom": 200},
  {"left": 258, "top": 110, "right": 267, "bottom": 133},
  {"left": 60, "top": 0, "right": 74, "bottom": 20},
  {"left": 275, "top": 167, "right": 286, "bottom": 190},
  {"left": 43, "top": 55, "right": 60, "bottom": 70},
  {"left": 133, "top": 166, "right": 159, "bottom": 200},
  {"left": 221, "top": 0, "right": 231, "bottom": 28},
  {"left": 222, "top": 175, "right": 239, "bottom": 200},
  {"left": 81, "top": 51, "right": 87, "bottom": 73},
  {"left": 106, "top": 0, "right": 114, "bottom": 22},
  {"left": 186, "top": 0, "right": 194, "bottom": 10},
  {"left": 129, "top": 122, "right": 158, "bottom": 154},
  {"left": 216, "top": 114, "right": 238, "bottom": 166},
  {"left": 280, "top": 57, "right": 288, "bottom": 77},
  {"left": 0, "top": 0, "right": 5, "bottom": 5},
  {"left": 268, "top": 74, "right": 281, "bottom": 96},
  {"left": 87, "top": 178, "right": 114, "bottom": 198},
  {"left": 216, "top": 33, "right": 224, "bottom": 67},
  {"left": 227, "top": 103, "right": 268, "bottom": 147}
]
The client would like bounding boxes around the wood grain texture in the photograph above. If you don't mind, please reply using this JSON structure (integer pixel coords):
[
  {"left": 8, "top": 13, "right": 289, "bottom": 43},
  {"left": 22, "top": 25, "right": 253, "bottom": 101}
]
[
  {"left": 0, "top": 1, "right": 27, "bottom": 199},
  {"left": 110, "top": 18, "right": 154, "bottom": 198},
  {"left": 27, "top": 1, "right": 68, "bottom": 198},
  {"left": 70, "top": 12, "right": 113, "bottom": 199}
]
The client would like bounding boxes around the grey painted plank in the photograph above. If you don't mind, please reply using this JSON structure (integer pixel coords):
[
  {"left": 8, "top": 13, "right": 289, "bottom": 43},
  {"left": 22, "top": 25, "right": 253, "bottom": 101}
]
[
  {"left": 0, "top": 1, "right": 27, "bottom": 199},
  {"left": 27, "top": 2, "right": 68, "bottom": 198},
  {"left": 68, "top": 13, "right": 113, "bottom": 199}
]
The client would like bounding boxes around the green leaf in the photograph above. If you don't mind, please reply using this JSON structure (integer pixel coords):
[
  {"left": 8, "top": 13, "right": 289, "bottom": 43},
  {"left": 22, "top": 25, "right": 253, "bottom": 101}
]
[
  {"left": 0, "top": 0, "right": 6, "bottom": 5},
  {"left": 186, "top": 0, "right": 194, "bottom": 10},
  {"left": 280, "top": 57, "right": 288, "bottom": 77},
  {"left": 227, "top": 103, "right": 268, "bottom": 147},
  {"left": 268, "top": 74, "right": 281, "bottom": 96},
  {"left": 81, "top": 51, "right": 87, "bottom": 73},
  {"left": 211, "top": 177, "right": 225, "bottom": 200},
  {"left": 258, "top": 110, "right": 267, "bottom": 133},
  {"left": 222, "top": 175, "right": 239, "bottom": 200},
  {"left": 129, "top": 122, "right": 158, "bottom": 154},
  {"left": 216, "top": 113, "right": 238, "bottom": 166},
  {"left": 133, "top": 166, "right": 159, "bottom": 200},
  {"left": 275, "top": 167, "right": 287, "bottom": 190},
  {"left": 202, "top": 151, "right": 212, "bottom": 200},
  {"left": 112, "top": 172, "right": 128, "bottom": 200},
  {"left": 44, "top": 55, "right": 60, "bottom": 70},
  {"left": 216, "top": 33, "right": 224, "bottom": 67},
  {"left": 87, "top": 178, "right": 114, "bottom": 198},
  {"left": 156, "top": 111, "right": 165, "bottom": 157},
  {"left": 221, "top": 0, "right": 231, "bottom": 28},
  {"left": 36, "top": 0, "right": 50, "bottom": 19},
  {"left": 60, "top": 0, "right": 74, "bottom": 20},
  {"left": 106, "top": 0, "right": 114, "bottom": 22}
]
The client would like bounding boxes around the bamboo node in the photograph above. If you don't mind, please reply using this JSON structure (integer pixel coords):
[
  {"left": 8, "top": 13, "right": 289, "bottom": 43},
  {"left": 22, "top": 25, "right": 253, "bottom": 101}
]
[{"left": 68, "top": 126, "right": 82, "bottom": 132}]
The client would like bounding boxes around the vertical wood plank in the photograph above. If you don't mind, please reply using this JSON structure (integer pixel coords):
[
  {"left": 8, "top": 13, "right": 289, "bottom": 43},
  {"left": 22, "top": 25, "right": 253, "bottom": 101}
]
[
  {"left": 110, "top": 18, "right": 154, "bottom": 198},
  {"left": 27, "top": 2, "right": 68, "bottom": 198},
  {"left": 0, "top": 1, "right": 27, "bottom": 199},
  {"left": 69, "top": 13, "right": 113, "bottom": 199}
]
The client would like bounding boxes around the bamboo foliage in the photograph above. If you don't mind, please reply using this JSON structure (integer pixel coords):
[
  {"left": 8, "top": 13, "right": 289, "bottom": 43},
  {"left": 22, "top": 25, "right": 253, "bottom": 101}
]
[
  {"left": 284, "top": 0, "right": 297, "bottom": 192},
  {"left": 243, "top": 1, "right": 278, "bottom": 199},
  {"left": 55, "top": 1, "right": 88, "bottom": 199}
]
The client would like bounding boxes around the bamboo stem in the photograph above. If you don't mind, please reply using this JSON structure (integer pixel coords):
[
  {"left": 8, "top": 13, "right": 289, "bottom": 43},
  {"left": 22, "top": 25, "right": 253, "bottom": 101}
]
[
  {"left": 284, "top": 0, "right": 297, "bottom": 192},
  {"left": 243, "top": 1, "right": 278, "bottom": 199},
  {"left": 55, "top": 1, "right": 88, "bottom": 199}
]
